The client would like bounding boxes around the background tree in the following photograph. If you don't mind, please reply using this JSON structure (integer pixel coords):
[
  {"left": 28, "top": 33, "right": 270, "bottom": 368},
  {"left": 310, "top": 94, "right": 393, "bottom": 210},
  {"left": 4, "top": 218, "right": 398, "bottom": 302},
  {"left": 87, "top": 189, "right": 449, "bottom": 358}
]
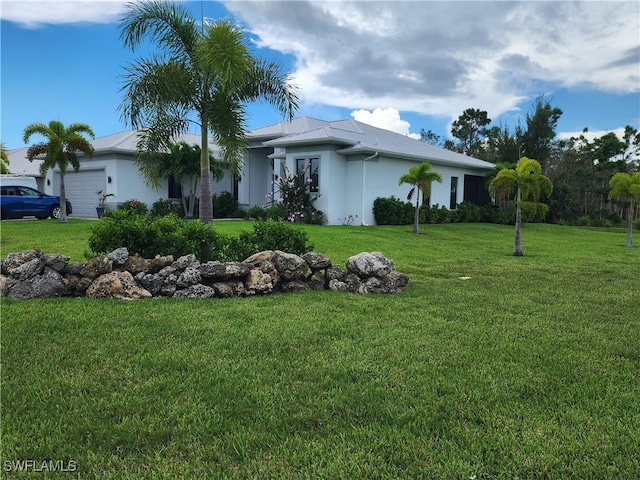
[
  {"left": 489, "top": 157, "right": 553, "bottom": 256},
  {"left": 450, "top": 108, "right": 491, "bottom": 158},
  {"left": 23, "top": 120, "right": 95, "bottom": 223},
  {"left": 398, "top": 162, "right": 443, "bottom": 234},
  {"left": 136, "top": 141, "right": 225, "bottom": 218},
  {"left": 0, "top": 142, "right": 9, "bottom": 173},
  {"left": 521, "top": 95, "right": 562, "bottom": 171},
  {"left": 119, "top": 1, "right": 298, "bottom": 223},
  {"left": 608, "top": 172, "right": 640, "bottom": 247}
]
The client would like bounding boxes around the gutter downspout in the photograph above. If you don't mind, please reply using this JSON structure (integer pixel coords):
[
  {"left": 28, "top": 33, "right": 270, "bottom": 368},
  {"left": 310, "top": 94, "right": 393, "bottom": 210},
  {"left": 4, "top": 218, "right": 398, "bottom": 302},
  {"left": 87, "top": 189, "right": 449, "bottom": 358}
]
[{"left": 361, "top": 152, "right": 379, "bottom": 225}]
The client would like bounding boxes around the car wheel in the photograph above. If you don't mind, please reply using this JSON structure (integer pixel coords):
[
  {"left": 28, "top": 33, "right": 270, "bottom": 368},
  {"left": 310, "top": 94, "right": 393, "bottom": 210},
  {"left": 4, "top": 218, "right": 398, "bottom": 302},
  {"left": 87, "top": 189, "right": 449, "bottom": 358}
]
[{"left": 50, "top": 205, "right": 62, "bottom": 219}]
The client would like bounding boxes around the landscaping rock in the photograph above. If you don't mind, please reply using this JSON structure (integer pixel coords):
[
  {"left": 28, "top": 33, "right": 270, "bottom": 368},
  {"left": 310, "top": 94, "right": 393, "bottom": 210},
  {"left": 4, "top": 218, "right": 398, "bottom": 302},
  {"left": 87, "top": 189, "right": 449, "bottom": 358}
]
[
  {"left": 307, "top": 271, "right": 326, "bottom": 290},
  {"left": 303, "top": 252, "right": 331, "bottom": 271},
  {"left": 1, "top": 249, "right": 41, "bottom": 274},
  {"left": 243, "top": 250, "right": 275, "bottom": 267},
  {"left": 86, "top": 271, "right": 151, "bottom": 299},
  {"left": 274, "top": 251, "right": 308, "bottom": 281},
  {"left": 148, "top": 255, "right": 174, "bottom": 274},
  {"left": 200, "top": 261, "right": 250, "bottom": 281},
  {"left": 212, "top": 281, "right": 244, "bottom": 298},
  {"left": 107, "top": 247, "right": 129, "bottom": 266},
  {"left": 346, "top": 252, "right": 394, "bottom": 278},
  {"left": 280, "top": 280, "right": 310, "bottom": 293},
  {"left": 172, "top": 254, "right": 199, "bottom": 270},
  {"left": 245, "top": 268, "right": 274, "bottom": 295},
  {"left": 135, "top": 272, "right": 164, "bottom": 296},
  {"left": 7, "top": 267, "right": 66, "bottom": 299},
  {"left": 9, "top": 257, "right": 45, "bottom": 280},
  {"left": 122, "top": 255, "right": 149, "bottom": 275},
  {"left": 42, "top": 253, "right": 70, "bottom": 272},
  {"left": 173, "top": 284, "right": 216, "bottom": 299},
  {"left": 81, "top": 255, "right": 113, "bottom": 279},
  {"left": 177, "top": 267, "right": 202, "bottom": 288}
]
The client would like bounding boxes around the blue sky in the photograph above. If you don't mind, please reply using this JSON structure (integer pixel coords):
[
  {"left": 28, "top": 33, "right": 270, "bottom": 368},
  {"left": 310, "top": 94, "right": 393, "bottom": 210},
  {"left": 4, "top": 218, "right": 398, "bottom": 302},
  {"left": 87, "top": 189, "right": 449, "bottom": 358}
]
[{"left": 1, "top": 0, "right": 639, "bottom": 151}]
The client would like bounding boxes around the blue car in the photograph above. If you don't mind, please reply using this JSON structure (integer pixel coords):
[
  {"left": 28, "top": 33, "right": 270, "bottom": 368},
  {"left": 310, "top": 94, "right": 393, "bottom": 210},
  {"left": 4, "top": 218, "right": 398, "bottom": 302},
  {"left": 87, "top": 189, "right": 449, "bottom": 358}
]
[{"left": 0, "top": 185, "right": 72, "bottom": 220}]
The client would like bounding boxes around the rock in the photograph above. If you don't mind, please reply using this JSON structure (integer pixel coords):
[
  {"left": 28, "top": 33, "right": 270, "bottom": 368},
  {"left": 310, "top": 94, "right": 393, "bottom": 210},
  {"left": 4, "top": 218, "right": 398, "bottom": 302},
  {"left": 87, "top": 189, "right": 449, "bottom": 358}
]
[
  {"left": 344, "top": 273, "right": 362, "bottom": 292},
  {"left": 279, "top": 280, "right": 310, "bottom": 293},
  {"left": 274, "top": 251, "right": 308, "bottom": 281},
  {"left": 1, "top": 250, "right": 42, "bottom": 274},
  {"left": 200, "top": 261, "right": 250, "bottom": 281},
  {"left": 9, "top": 257, "right": 45, "bottom": 280},
  {"left": 325, "top": 265, "right": 344, "bottom": 285},
  {"left": 328, "top": 279, "right": 349, "bottom": 292},
  {"left": 303, "top": 252, "right": 331, "bottom": 271},
  {"left": 65, "top": 261, "right": 86, "bottom": 275},
  {"left": 307, "top": 271, "right": 326, "bottom": 290},
  {"left": 160, "top": 274, "right": 178, "bottom": 297},
  {"left": 172, "top": 254, "right": 199, "bottom": 270},
  {"left": 177, "top": 267, "right": 202, "bottom": 288},
  {"left": 7, "top": 267, "right": 66, "bottom": 299},
  {"left": 63, "top": 274, "right": 92, "bottom": 295},
  {"left": 86, "top": 271, "right": 151, "bottom": 299},
  {"left": 383, "top": 271, "right": 409, "bottom": 291},
  {"left": 245, "top": 268, "right": 274, "bottom": 295},
  {"left": 243, "top": 250, "right": 275, "bottom": 267},
  {"left": 0, "top": 274, "right": 16, "bottom": 296},
  {"left": 42, "top": 253, "right": 70, "bottom": 272},
  {"left": 148, "top": 255, "right": 174, "bottom": 274},
  {"left": 346, "top": 252, "right": 394, "bottom": 278},
  {"left": 134, "top": 272, "right": 164, "bottom": 296},
  {"left": 107, "top": 247, "right": 129, "bottom": 266},
  {"left": 122, "top": 255, "right": 149, "bottom": 275},
  {"left": 212, "top": 281, "right": 244, "bottom": 298},
  {"left": 81, "top": 255, "right": 113, "bottom": 279},
  {"left": 173, "top": 284, "right": 216, "bottom": 299},
  {"left": 158, "top": 265, "right": 177, "bottom": 278}
]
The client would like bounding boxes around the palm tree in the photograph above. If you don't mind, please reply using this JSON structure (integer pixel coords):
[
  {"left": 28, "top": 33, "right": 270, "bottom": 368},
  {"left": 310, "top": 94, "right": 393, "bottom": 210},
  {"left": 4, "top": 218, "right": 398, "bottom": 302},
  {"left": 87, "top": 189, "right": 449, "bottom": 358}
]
[
  {"left": 0, "top": 142, "right": 9, "bottom": 173},
  {"left": 399, "top": 162, "right": 443, "bottom": 234},
  {"left": 119, "top": 1, "right": 298, "bottom": 223},
  {"left": 489, "top": 157, "right": 553, "bottom": 256},
  {"left": 23, "top": 120, "right": 95, "bottom": 223},
  {"left": 608, "top": 171, "right": 640, "bottom": 247},
  {"left": 136, "top": 141, "right": 224, "bottom": 218}
]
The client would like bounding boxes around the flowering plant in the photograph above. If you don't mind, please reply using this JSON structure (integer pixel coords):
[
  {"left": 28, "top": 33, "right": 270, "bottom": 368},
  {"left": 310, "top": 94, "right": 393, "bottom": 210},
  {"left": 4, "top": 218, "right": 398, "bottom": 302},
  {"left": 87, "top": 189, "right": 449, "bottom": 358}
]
[
  {"left": 97, "top": 189, "right": 114, "bottom": 207},
  {"left": 267, "top": 163, "right": 325, "bottom": 224}
]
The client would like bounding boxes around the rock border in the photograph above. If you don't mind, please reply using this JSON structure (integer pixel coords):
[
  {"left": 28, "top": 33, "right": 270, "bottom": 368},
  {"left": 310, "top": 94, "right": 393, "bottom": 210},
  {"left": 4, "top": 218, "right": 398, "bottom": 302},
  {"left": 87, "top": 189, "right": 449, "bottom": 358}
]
[{"left": 1, "top": 249, "right": 409, "bottom": 300}]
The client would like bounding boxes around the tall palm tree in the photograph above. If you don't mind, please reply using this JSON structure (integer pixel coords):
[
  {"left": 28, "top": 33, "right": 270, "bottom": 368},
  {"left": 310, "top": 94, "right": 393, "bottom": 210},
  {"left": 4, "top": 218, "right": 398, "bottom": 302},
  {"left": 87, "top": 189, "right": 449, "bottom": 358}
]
[
  {"left": 399, "top": 162, "right": 443, "bottom": 234},
  {"left": 119, "top": 1, "right": 298, "bottom": 223},
  {"left": 0, "top": 142, "right": 9, "bottom": 173},
  {"left": 489, "top": 157, "right": 553, "bottom": 256},
  {"left": 608, "top": 171, "right": 640, "bottom": 247},
  {"left": 23, "top": 120, "right": 95, "bottom": 224}
]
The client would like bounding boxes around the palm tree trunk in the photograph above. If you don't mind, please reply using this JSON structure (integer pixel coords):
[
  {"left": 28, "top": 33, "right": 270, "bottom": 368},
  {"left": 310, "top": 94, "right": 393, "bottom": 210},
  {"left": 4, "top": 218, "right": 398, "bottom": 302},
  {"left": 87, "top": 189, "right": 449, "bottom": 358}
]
[
  {"left": 199, "top": 123, "right": 213, "bottom": 223},
  {"left": 59, "top": 174, "right": 68, "bottom": 224},
  {"left": 626, "top": 199, "right": 634, "bottom": 248},
  {"left": 513, "top": 188, "right": 523, "bottom": 256},
  {"left": 413, "top": 193, "right": 420, "bottom": 234}
]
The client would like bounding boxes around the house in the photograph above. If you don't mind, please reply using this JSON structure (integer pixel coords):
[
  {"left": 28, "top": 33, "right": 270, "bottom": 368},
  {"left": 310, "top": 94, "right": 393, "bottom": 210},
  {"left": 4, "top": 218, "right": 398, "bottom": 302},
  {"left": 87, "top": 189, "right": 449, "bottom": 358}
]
[
  {"left": 6, "top": 147, "right": 45, "bottom": 190},
  {"left": 26, "top": 117, "right": 494, "bottom": 223}
]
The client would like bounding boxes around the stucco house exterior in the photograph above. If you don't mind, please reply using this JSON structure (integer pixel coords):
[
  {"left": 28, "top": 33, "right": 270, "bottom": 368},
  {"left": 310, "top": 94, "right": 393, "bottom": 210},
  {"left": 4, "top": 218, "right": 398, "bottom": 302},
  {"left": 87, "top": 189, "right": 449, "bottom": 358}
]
[{"left": 25, "top": 117, "right": 494, "bottom": 224}]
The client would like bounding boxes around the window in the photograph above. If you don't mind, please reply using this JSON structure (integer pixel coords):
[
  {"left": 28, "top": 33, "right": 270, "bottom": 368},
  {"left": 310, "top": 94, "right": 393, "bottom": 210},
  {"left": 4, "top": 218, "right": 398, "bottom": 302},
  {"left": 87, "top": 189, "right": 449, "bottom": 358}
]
[
  {"left": 450, "top": 176, "right": 458, "bottom": 209},
  {"left": 295, "top": 157, "right": 320, "bottom": 193},
  {"left": 168, "top": 176, "right": 182, "bottom": 199}
]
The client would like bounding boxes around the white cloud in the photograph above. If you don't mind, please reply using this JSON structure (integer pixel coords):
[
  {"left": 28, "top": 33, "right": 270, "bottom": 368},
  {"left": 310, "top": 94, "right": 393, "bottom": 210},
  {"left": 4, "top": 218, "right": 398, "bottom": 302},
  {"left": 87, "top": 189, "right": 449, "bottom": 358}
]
[
  {"left": 225, "top": 1, "right": 639, "bottom": 123},
  {"left": 557, "top": 127, "right": 628, "bottom": 142},
  {"left": 0, "top": 1, "right": 127, "bottom": 28},
  {"left": 351, "top": 107, "right": 421, "bottom": 139}
]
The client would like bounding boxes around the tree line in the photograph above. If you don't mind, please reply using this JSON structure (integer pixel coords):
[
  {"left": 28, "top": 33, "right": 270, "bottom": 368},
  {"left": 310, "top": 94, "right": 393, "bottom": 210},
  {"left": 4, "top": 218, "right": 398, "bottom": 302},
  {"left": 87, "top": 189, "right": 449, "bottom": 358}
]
[{"left": 421, "top": 95, "right": 640, "bottom": 226}]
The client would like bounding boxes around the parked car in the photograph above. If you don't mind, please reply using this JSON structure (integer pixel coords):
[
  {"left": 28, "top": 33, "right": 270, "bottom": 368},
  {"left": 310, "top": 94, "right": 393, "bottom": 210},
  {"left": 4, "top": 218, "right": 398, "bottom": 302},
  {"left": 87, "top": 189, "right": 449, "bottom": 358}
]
[{"left": 0, "top": 186, "right": 72, "bottom": 220}]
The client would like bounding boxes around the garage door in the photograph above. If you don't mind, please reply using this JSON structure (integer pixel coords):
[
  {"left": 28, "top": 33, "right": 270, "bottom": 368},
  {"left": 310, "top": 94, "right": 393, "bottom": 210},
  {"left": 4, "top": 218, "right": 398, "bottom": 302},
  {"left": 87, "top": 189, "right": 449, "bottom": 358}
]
[{"left": 54, "top": 169, "right": 106, "bottom": 218}]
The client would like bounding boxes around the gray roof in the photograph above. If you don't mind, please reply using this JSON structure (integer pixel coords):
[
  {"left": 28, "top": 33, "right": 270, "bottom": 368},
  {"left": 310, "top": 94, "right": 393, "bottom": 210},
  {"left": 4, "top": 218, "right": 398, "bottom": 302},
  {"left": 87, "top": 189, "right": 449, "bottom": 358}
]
[
  {"left": 257, "top": 117, "right": 494, "bottom": 170},
  {"left": 90, "top": 129, "right": 221, "bottom": 157},
  {"left": 7, "top": 147, "right": 42, "bottom": 176}
]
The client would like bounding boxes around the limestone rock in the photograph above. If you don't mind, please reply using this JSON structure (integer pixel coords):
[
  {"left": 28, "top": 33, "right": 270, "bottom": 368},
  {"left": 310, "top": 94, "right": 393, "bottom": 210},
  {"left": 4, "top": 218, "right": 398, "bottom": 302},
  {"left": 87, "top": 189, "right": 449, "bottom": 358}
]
[
  {"left": 346, "top": 252, "right": 394, "bottom": 278},
  {"left": 7, "top": 267, "right": 66, "bottom": 299},
  {"left": 65, "top": 261, "right": 86, "bottom": 275},
  {"left": 243, "top": 250, "right": 275, "bottom": 267},
  {"left": 279, "top": 280, "right": 310, "bottom": 293},
  {"left": 9, "top": 257, "right": 45, "bottom": 280},
  {"left": 303, "top": 252, "right": 331, "bottom": 271},
  {"left": 307, "top": 271, "right": 326, "bottom": 290},
  {"left": 172, "top": 254, "right": 199, "bottom": 271},
  {"left": 42, "top": 253, "right": 70, "bottom": 272},
  {"left": 160, "top": 274, "right": 178, "bottom": 297},
  {"left": 212, "top": 281, "right": 244, "bottom": 298},
  {"left": 173, "top": 284, "right": 215, "bottom": 299},
  {"left": 107, "top": 247, "right": 129, "bottom": 266},
  {"left": 245, "top": 268, "right": 273, "bottom": 295},
  {"left": 0, "top": 274, "right": 16, "bottom": 296},
  {"left": 274, "top": 251, "right": 308, "bottom": 281},
  {"left": 134, "top": 272, "right": 164, "bottom": 296},
  {"left": 200, "top": 261, "right": 250, "bottom": 281},
  {"left": 122, "top": 255, "right": 149, "bottom": 275},
  {"left": 1, "top": 250, "right": 42, "bottom": 274},
  {"left": 177, "top": 267, "right": 202, "bottom": 288},
  {"left": 81, "top": 255, "right": 113, "bottom": 279},
  {"left": 86, "top": 271, "right": 151, "bottom": 299},
  {"left": 148, "top": 255, "right": 174, "bottom": 274}
]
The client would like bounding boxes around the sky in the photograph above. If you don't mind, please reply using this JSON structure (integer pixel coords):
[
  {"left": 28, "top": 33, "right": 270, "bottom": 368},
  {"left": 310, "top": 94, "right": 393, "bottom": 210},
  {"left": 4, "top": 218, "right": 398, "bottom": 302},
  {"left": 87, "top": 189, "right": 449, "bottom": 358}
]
[{"left": 1, "top": 0, "right": 639, "bottom": 151}]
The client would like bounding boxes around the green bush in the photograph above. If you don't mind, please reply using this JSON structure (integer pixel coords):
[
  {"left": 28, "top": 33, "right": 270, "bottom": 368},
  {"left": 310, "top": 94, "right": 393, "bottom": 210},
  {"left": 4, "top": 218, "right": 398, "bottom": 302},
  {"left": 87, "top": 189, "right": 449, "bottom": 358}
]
[
  {"left": 118, "top": 198, "right": 148, "bottom": 216},
  {"left": 246, "top": 205, "right": 268, "bottom": 221},
  {"left": 502, "top": 201, "right": 549, "bottom": 224},
  {"left": 634, "top": 218, "right": 640, "bottom": 230},
  {"left": 88, "top": 211, "right": 225, "bottom": 262},
  {"left": 236, "top": 220, "right": 314, "bottom": 259},
  {"left": 149, "top": 199, "right": 181, "bottom": 218},
  {"left": 373, "top": 196, "right": 414, "bottom": 225},
  {"left": 456, "top": 201, "right": 482, "bottom": 223},
  {"left": 213, "top": 191, "right": 239, "bottom": 218},
  {"left": 266, "top": 204, "right": 288, "bottom": 221}
]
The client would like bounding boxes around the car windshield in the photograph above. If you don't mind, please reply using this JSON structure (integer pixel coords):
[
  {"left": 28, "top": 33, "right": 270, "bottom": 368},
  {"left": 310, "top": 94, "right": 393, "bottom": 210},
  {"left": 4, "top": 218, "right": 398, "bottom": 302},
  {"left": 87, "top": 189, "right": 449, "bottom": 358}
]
[{"left": 18, "top": 187, "right": 41, "bottom": 197}]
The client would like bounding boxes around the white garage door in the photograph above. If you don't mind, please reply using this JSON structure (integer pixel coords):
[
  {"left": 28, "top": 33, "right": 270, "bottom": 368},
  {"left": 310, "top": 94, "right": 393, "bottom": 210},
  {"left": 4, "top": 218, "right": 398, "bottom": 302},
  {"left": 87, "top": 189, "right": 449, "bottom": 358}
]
[{"left": 54, "top": 169, "right": 106, "bottom": 218}]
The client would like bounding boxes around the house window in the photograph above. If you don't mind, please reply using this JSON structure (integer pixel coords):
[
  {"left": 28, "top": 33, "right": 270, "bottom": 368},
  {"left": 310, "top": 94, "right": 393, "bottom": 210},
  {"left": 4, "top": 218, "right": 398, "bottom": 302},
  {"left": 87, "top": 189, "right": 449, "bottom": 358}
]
[
  {"left": 450, "top": 176, "right": 458, "bottom": 209},
  {"left": 168, "top": 176, "right": 182, "bottom": 200},
  {"left": 295, "top": 157, "right": 320, "bottom": 193}
]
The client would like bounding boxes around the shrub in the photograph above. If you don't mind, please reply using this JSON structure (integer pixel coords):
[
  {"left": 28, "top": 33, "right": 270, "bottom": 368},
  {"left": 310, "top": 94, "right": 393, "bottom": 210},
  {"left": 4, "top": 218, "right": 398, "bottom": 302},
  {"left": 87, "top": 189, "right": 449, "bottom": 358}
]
[
  {"left": 246, "top": 205, "right": 268, "bottom": 221},
  {"left": 373, "top": 196, "right": 413, "bottom": 225},
  {"left": 266, "top": 204, "right": 288, "bottom": 221},
  {"left": 118, "top": 198, "right": 148, "bottom": 216},
  {"left": 88, "top": 211, "right": 226, "bottom": 262},
  {"left": 213, "top": 191, "right": 239, "bottom": 218},
  {"left": 502, "top": 201, "right": 549, "bottom": 224},
  {"left": 269, "top": 164, "right": 325, "bottom": 223},
  {"left": 149, "top": 199, "right": 181, "bottom": 218},
  {"left": 456, "top": 201, "right": 482, "bottom": 223},
  {"left": 236, "top": 220, "right": 314, "bottom": 258}
]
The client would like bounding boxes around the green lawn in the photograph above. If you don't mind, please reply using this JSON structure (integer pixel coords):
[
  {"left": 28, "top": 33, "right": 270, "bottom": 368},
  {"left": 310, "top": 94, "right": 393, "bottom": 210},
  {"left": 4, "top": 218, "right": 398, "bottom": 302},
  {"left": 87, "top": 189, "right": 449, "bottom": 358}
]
[{"left": 1, "top": 219, "right": 639, "bottom": 478}]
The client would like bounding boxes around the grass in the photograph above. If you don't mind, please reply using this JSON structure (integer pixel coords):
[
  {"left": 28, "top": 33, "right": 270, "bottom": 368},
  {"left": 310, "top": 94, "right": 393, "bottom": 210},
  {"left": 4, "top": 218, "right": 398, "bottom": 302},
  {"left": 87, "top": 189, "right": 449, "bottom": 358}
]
[{"left": 1, "top": 219, "right": 639, "bottom": 478}]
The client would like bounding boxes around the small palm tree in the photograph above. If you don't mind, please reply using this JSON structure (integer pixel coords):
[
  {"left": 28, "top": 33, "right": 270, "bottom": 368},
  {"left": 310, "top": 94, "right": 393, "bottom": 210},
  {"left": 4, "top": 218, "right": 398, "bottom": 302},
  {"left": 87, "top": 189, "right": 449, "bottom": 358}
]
[
  {"left": 0, "top": 142, "right": 9, "bottom": 173},
  {"left": 608, "top": 171, "right": 640, "bottom": 247},
  {"left": 119, "top": 1, "right": 298, "bottom": 223},
  {"left": 489, "top": 157, "right": 553, "bottom": 256},
  {"left": 399, "top": 162, "right": 443, "bottom": 234},
  {"left": 23, "top": 120, "right": 95, "bottom": 223}
]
